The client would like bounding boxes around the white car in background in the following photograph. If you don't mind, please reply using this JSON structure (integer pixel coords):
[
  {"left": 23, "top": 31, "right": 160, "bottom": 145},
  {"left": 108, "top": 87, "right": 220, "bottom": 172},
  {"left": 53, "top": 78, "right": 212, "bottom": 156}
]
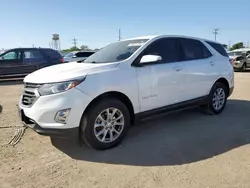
[
  {"left": 19, "top": 35, "right": 234, "bottom": 150},
  {"left": 228, "top": 48, "right": 250, "bottom": 71},
  {"left": 63, "top": 51, "right": 95, "bottom": 63}
]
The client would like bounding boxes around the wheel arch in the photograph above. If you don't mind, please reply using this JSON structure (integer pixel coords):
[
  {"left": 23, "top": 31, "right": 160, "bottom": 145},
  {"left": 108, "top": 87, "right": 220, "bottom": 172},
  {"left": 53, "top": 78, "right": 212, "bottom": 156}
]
[
  {"left": 214, "top": 77, "right": 230, "bottom": 96},
  {"left": 82, "top": 91, "right": 135, "bottom": 125}
]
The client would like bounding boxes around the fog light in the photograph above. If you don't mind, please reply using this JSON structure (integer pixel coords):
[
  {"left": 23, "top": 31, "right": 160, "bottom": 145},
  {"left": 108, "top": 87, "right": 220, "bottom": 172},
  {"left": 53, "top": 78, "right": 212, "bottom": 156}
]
[{"left": 55, "top": 109, "right": 71, "bottom": 124}]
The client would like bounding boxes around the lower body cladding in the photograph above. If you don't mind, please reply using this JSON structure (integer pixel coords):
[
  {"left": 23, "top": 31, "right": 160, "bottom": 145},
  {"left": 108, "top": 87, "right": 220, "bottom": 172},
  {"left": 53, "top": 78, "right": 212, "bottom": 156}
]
[{"left": 19, "top": 88, "right": 93, "bottom": 139}]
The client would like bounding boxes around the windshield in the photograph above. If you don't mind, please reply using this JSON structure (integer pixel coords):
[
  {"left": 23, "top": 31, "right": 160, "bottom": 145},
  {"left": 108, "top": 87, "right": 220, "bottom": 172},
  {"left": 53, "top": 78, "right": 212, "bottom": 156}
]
[
  {"left": 84, "top": 39, "right": 148, "bottom": 63},
  {"left": 228, "top": 51, "right": 244, "bottom": 56}
]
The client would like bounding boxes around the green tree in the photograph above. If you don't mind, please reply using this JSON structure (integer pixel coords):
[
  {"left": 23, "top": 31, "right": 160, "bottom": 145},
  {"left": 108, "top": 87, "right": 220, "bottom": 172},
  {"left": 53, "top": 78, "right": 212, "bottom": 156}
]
[
  {"left": 61, "top": 46, "right": 80, "bottom": 53},
  {"left": 80, "top": 45, "right": 90, "bottom": 50},
  {"left": 229, "top": 42, "right": 244, "bottom": 51}
]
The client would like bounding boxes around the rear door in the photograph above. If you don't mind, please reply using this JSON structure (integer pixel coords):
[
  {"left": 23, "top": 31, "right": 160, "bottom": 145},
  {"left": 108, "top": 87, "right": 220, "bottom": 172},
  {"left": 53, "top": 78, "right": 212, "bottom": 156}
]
[
  {"left": 179, "top": 38, "right": 216, "bottom": 100},
  {"left": 0, "top": 49, "right": 23, "bottom": 77},
  {"left": 22, "top": 49, "right": 47, "bottom": 73},
  {"left": 40, "top": 49, "right": 63, "bottom": 67}
]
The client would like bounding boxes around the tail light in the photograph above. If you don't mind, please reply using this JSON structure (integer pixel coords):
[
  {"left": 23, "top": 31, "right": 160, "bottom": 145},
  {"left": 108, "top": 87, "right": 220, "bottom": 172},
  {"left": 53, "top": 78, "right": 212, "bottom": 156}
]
[
  {"left": 229, "top": 59, "right": 235, "bottom": 66},
  {"left": 60, "top": 58, "right": 64, "bottom": 63}
]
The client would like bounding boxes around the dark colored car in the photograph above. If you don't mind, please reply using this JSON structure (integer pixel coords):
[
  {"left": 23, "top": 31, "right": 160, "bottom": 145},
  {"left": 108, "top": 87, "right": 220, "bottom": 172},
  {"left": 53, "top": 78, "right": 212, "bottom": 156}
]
[{"left": 0, "top": 48, "right": 64, "bottom": 78}]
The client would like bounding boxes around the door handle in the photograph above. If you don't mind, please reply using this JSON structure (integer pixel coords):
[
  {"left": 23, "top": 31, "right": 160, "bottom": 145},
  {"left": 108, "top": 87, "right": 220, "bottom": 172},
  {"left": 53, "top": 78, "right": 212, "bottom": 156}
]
[{"left": 173, "top": 66, "right": 182, "bottom": 71}]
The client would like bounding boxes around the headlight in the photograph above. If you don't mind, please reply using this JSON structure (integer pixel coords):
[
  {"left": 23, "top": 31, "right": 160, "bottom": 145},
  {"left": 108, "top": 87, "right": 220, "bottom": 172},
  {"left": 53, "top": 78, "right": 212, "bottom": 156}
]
[{"left": 38, "top": 79, "right": 84, "bottom": 96}]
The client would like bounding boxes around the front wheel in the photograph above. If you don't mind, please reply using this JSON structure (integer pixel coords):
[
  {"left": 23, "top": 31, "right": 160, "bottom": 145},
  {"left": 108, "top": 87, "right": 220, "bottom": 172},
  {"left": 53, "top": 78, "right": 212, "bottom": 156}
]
[
  {"left": 204, "top": 82, "right": 228, "bottom": 115},
  {"left": 80, "top": 98, "right": 130, "bottom": 150}
]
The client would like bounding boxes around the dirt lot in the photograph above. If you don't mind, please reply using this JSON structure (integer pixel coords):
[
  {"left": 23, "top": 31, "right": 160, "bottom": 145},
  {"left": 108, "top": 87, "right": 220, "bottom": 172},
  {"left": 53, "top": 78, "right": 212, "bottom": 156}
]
[{"left": 0, "top": 73, "right": 250, "bottom": 188}]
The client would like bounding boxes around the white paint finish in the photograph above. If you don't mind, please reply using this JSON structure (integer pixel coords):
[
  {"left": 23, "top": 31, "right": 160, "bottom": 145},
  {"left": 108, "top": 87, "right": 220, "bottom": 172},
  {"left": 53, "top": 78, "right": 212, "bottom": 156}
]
[
  {"left": 184, "top": 57, "right": 218, "bottom": 100},
  {"left": 19, "top": 88, "right": 93, "bottom": 129},
  {"left": 20, "top": 34, "right": 235, "bottom": 130},
  {"left": 136, "top": 61, "right": 186, "bottom": 112},
  {"left": 24, "top": 62, "right": 119, "bottom": 83}
]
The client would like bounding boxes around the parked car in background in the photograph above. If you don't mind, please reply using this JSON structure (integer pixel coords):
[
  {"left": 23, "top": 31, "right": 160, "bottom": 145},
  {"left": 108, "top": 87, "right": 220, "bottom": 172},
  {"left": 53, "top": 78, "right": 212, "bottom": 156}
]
[
  {"left": 19, "top": 35, "right": 234, "bottom": 150},
  {"left": 63, "top": 51, "right": 95, "bottom": 63},
  {"left": 0, "top": 48, "right": 64, "bottom": 78},
  {"left": 228, "top": 48, "right": 250, "bottom": 71}
]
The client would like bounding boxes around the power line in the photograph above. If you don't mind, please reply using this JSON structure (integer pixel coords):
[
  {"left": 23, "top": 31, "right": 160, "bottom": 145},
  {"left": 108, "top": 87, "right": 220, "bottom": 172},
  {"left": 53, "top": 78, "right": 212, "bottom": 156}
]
[
  {"left": 72, "top": 37, "right": 78, "bottom": 48},
  {"left": 213, "top": 29, "right": 219, "bottom": 41}
]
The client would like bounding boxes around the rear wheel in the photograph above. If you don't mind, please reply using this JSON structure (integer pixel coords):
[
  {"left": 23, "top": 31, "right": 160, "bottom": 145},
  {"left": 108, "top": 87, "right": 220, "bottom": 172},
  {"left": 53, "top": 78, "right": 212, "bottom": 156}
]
[
  {"left": 80, "top": 98, "right": 130, "bottom": 150},
  {"left": 240, "top": 63, "right": 246, "bottom": 72},
  {"left": 204, "top": 82, "right": 228, "bottom": 115}
]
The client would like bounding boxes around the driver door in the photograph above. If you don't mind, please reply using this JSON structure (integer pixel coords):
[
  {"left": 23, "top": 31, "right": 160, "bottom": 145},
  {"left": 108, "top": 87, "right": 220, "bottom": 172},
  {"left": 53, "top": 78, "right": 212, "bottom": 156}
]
[
  {"left": 135, "top": 37, "right": 186, "bottom": 112},
  {"left": 0, "top": 49, "right": 23, "bottom": 77}
]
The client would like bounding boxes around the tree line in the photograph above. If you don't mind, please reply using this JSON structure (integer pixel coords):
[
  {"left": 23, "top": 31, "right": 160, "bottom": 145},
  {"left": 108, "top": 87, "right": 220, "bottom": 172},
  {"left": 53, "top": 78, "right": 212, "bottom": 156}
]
[
  {"left": 223, "top": 42, "right": 246, "bottom": 51},
  {"left": 62, "top": 45, "right": 99, "bottom": 53}
]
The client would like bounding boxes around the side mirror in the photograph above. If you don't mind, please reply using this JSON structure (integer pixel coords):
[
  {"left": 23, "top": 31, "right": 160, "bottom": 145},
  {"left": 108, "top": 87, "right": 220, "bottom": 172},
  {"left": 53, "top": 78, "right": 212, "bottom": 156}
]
[
  {"left": 140, "top": 55, "right": 162, "bottom": 64},
  {"left": 72, "top": 55, "right": 77, "bottom": 58}
]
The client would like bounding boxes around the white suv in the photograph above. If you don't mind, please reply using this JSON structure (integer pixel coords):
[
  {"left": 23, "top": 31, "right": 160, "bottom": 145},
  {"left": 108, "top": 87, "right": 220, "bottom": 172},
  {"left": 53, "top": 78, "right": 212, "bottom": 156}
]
[{"left": 19, "top": 35, "right": 234, "bottom": 150}]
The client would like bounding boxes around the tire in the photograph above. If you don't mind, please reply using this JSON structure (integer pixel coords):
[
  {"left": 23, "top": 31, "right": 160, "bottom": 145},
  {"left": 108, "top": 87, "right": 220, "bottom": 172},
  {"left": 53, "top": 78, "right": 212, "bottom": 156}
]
[
  {"left": 240, "top": 63, "right": 246, "bottom": 72},
  {"left": 204, "top": 82, "right": 228, "bottom": 115},
  {"left": 80, "top": 98, "right": 130, "bottom": 150}
]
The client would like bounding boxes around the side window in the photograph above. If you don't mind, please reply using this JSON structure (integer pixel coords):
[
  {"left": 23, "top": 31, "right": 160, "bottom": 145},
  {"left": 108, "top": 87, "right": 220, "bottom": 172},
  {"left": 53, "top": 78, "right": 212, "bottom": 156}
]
[
  {"left": 202, "top": 44, "right": 212, "bottom": 58},
  {"left": 0, "top": 51, "right": 22, "bottom": 60},
  {"left": 42, "top": 49, "right": 62, "bottom": 59},
  {"left": 24, "top": 50, "right": 43, "bottom": 59},
  {"left": 205, "top": 41, "right": 228, "bottom": 57},
  {"left": 143, "top": 38, "right": 180, "bottom": 63},
  {"left": 180, "top": 38, "right": 210, "bottom": 61}
]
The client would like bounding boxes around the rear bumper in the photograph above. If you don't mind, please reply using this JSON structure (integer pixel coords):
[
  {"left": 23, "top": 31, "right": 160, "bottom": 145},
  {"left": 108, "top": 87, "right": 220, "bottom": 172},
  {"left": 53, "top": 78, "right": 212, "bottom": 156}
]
[{"left": 228, "top": 86, "right": 234, "bottom": 97}]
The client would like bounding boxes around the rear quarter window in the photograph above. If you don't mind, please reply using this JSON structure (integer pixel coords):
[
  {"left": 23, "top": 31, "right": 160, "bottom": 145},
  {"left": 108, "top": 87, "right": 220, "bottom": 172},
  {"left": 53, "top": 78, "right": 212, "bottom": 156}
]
[
  {"left": 205, "top": 41, "right": 228, "bottom": 57},
  {"left": 41, "top": 49, "right": 62, "bottom": 59}
]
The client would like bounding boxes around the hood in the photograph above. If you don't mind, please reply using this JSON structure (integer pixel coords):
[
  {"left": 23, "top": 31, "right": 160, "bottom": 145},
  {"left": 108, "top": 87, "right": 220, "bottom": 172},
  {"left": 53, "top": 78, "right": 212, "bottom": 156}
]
[{"left": 24, "top": 62, "right": 119, "bottom": 83}]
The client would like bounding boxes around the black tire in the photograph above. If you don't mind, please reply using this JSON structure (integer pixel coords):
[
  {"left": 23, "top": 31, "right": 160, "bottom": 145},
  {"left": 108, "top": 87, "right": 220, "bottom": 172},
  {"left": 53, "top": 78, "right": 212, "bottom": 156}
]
[
  {"left": 80, "top": 98, "right": 130, "bottom": 150},
  {"left": 240, "top": 63, "right": 246, "bottom": 72},
  {"left": 204, "top": 82, "right": 228, "bottom": 115}
]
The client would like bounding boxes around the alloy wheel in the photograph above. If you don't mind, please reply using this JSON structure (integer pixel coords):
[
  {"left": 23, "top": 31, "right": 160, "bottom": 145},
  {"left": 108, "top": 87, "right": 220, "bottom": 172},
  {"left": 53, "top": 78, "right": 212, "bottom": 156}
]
[{"left": 94, "top": 108, "right": 125, "bottom": 143}]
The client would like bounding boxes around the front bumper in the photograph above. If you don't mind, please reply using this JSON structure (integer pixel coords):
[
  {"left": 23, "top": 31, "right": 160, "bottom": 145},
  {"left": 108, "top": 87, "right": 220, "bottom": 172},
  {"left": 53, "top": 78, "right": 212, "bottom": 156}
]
[
  {"left": 20, "top": 109, "right": 78, "bottom": 138},
  {"left": 19, "top": 88, "right": 93, "bottom": 137}
]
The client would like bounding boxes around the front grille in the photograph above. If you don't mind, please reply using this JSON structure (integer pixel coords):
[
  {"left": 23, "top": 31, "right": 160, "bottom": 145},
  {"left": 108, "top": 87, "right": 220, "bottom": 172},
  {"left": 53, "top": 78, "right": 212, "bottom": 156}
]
[
  {"left": 21, "top": 82, "right": 43, "bottom": 107},
  {"left": 24, "top": 83, "right": 43, "bottom": 89}
]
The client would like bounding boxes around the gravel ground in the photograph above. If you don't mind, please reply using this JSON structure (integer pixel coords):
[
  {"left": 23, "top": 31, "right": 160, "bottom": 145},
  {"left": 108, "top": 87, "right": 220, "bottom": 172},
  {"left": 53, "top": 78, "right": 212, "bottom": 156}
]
[{"left": 0, "top": 73, "right": 250, "bottom": 188}]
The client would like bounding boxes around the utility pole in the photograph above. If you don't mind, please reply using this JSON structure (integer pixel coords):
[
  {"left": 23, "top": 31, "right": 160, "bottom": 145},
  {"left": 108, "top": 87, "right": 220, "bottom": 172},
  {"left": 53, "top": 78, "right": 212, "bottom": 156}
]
[
  {"left": 72, "top": 37, "right": 78, "bottom": 48},
  {"left": 228, "top": 41, "right": 231, "bottom": 49},
  {"left": 118, "top": 29, "right": 121, "bottom": 41},
  {"left": 213, "top": 29, "right": 219, "bottom": 41}
]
